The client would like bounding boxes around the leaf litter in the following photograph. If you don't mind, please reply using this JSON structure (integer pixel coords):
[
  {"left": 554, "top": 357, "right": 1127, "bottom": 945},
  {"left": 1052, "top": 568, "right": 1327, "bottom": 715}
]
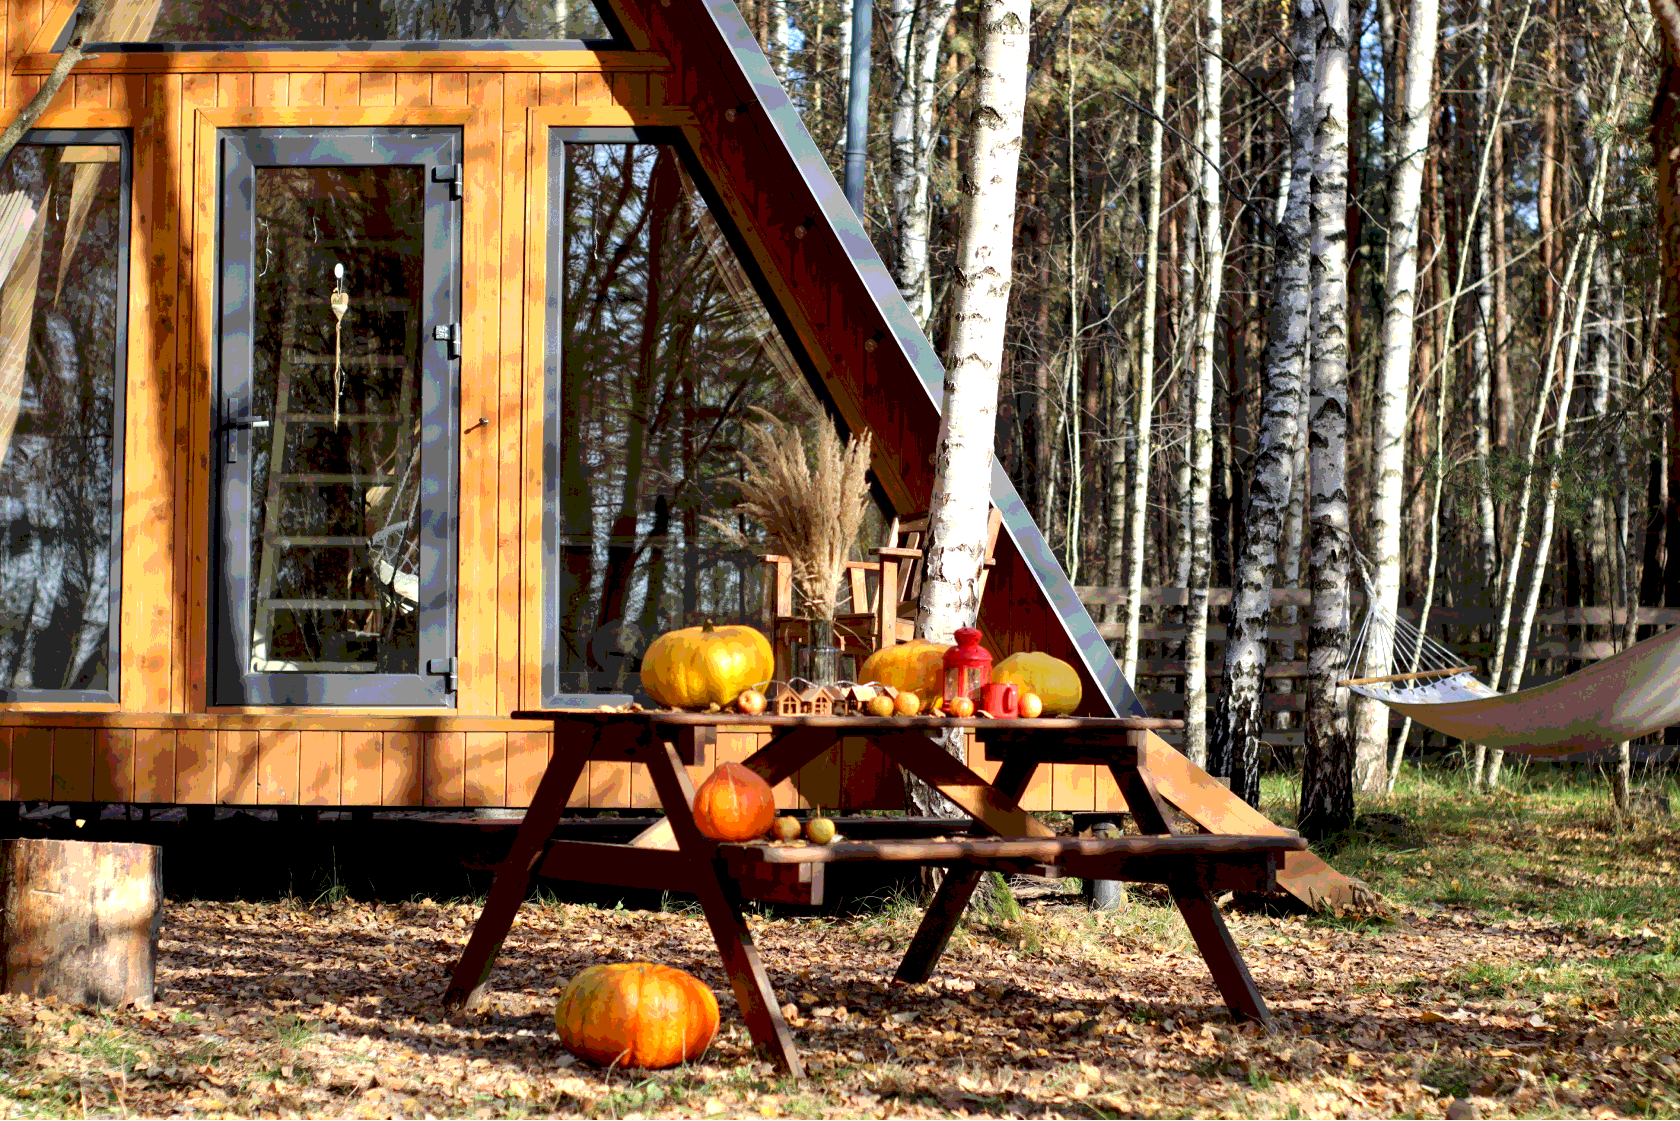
[{"left": 0, "top": 780, "right": 1676, "bottom": 1119}]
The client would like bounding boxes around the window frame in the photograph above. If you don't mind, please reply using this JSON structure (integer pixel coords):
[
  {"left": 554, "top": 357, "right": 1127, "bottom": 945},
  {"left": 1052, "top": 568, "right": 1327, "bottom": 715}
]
[
  {"left": 212, "top": 126, "right": 461, "bottom": 707},
  {"left": 0, "top": 128, "right": 131, "bottom": 705},
  {"left": 539, "top": 126, "right": 840, "bottom": 708}
]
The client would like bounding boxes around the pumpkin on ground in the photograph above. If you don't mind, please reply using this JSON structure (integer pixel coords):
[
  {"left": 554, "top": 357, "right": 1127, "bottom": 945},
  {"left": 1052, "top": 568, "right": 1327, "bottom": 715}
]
[
  {"left": 992, "top": 652, "right": 1082, "bottom": 714},
  {"left": 858, "top": 639, "right": 950, "bottom": 711},
  {"left": 692, "top": 761, "right": 777, "bottom": 841},
  {"left": 641, "top": 621, "right": 773, "bottom": 710},
  {"left": 554, "top": 962, "right": 719, "bottom": 1069}
]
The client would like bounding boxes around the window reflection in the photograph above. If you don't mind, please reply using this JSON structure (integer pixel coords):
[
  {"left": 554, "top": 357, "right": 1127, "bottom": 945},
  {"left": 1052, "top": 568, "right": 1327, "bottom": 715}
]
[
  {"left": 247, "top": 166, "right": 425, "bottom": 675},
  {"left": 0, "top": 141, "right": 125, "bottom": 696},
  {"left": 78, "top": 0, "right": 612, "bottom": 42},
  {"left": 552, "top": 140, "right": 825, "bottom": 695}
]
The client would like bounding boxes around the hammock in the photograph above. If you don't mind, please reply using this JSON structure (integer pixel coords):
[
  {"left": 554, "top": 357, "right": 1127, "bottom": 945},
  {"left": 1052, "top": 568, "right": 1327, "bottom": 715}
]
[{"left": 1342, "top": 605, "right": 1680, "bottom": 756}]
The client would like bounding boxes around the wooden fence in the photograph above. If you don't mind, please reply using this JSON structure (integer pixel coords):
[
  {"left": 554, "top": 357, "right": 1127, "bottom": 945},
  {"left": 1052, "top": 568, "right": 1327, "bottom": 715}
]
[{"left": 1077, "top": 587, "right": 1680, "bottom": 749}]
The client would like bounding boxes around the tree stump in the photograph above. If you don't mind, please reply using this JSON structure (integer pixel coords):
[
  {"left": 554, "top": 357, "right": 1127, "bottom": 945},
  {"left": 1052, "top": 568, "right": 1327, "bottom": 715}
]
[{"left": 0, "top": 838, "right": 162, "bottom": 1006}]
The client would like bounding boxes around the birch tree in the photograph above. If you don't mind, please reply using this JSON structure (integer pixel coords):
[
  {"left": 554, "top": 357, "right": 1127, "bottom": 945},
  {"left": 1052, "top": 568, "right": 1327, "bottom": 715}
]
[
  {"left": 1182, "top": 0, "right": 1224, "bottom": 767},
  {"left": 1116, "top": 0, "right": 1167, "bottom": 684},
  {"left": 890, "top": 0, "right": 957, "bottom": 326},
  {"left": 916, "top": 0, "right": 1030, "bottom": 643},
  {"left": 1297, "top": 0, "right": 1355, "bottom": 843},
  {"left": 1209, "top": 2, "right": 1315, "bottom": 808},
  {"left": 1350, "top": 0, "right": 1439, "bottom": 792}
]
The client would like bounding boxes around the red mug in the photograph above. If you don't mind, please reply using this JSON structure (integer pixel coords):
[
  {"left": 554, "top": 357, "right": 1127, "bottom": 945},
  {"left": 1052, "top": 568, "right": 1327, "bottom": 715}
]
[{"left": 980, "top": 682, "right": 1019, "bottom": 719}]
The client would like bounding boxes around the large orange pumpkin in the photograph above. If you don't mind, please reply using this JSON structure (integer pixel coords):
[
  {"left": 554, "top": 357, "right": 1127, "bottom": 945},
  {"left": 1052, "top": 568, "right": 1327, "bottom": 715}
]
[
  {"left": 858, "top": 639, "right": 950, "bottom": 711},
  {"left": 554, "top": 962, "right": 719, "bottom": 1069},
  {"left": 692, "top": 761, "right": 776, "bottom": 841},
  {"left": 641, "top": 621, "right": 774, "bottom": 709}
]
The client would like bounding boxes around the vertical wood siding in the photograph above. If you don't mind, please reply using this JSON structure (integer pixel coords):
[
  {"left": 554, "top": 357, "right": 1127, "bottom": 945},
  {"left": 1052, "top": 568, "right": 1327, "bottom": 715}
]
[{"left": 0, "top": 0, "right": 1110, "bottom": 812}]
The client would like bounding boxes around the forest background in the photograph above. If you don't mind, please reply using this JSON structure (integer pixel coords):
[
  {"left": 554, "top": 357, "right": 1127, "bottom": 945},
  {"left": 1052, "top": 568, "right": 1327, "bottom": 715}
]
[{"left": 729, "top": 0, "right": 1672, "bottom": 839}]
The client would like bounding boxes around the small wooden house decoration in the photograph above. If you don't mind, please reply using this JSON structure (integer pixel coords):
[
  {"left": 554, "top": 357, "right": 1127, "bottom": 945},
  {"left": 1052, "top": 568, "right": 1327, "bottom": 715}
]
[
  {"left": 0, "top": 0, "right": 1136, "bottom": 818},
  {"left": 773, "top": 686, "right": 805, "bottom": 718}
]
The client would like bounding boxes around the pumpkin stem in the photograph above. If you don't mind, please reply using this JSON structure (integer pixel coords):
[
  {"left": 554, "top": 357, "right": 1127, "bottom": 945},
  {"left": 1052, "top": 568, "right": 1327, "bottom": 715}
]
[{"left": 703, "top": 618, "right": 716, "bottom": 633}]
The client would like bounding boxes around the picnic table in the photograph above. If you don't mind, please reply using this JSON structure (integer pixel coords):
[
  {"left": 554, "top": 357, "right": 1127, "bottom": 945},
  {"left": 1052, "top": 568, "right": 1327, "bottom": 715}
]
[{"left": 443, "top": 711, "right": 1306, "bottom": 1078}]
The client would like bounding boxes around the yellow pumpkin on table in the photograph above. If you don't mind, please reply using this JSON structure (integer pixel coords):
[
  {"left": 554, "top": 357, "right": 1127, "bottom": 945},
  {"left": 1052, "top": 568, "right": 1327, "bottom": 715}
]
[
  {"left": 555, "top": 962, "right": 719, "bottom": 1069},
  {"left": 641, "top": 621, "right": 773, "bottom": 709},
  {"left": 857, "top": 639, "right": 950, "bottom": 711},
  {"left": 992, "top": 651, "right": 1082, "bottom": 714}
]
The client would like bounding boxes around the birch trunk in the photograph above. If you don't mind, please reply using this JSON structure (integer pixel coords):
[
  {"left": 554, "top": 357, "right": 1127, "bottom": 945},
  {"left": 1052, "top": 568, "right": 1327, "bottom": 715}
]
[
  {"left": 768, "top": 0, "right": 790, "bottom": 77},
  {"left": 916, "top": 0, "right": 1030, "bottom": 645},
  {"left": 1351, "top": 0, "right": 1439, "bottom": 792},
  {"left": 889, "top": 0, "right": 955, "bottom": 325},
  {"left": 1469, "top": 12, "right": 1500, "bottom": 615},
  {"left": 1118, "top": 0, "right": 1168, "bottom": 684},
  {"left": 1297, "top": 0, "right": 1355, "bottom": 843},
  {"left": 1182, "top": 0, "right": 1224, "bottom": 767},
  {"left": 1208, "top": 7, "right": 1314, "bottom": 808}
]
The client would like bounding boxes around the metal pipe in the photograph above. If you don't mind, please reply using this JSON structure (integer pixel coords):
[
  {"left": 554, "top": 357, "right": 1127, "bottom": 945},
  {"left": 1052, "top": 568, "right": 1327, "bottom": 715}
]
[{"left": 843, "top": 0, "right": 873, "bottom": 217}]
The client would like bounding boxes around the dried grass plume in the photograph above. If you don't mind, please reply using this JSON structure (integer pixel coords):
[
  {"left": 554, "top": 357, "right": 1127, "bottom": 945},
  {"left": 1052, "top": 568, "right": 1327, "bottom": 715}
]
[{"left": 715, "top": 409, "right": 873, "bottom": 621}]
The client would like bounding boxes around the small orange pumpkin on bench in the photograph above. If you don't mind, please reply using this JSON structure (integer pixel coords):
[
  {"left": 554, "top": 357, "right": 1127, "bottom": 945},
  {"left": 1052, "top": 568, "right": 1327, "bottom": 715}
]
[{"left": 692, "top": 761, "right": 776, "bottom": 841}]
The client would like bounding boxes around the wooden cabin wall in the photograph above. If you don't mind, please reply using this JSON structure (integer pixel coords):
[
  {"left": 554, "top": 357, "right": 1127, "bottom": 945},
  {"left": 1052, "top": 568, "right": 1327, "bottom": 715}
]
[{"left": 0, "top": 0, "right": 1123, "bottom": 813}]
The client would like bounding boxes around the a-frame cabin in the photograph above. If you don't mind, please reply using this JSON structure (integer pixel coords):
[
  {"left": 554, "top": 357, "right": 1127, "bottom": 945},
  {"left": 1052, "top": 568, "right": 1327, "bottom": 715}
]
[{"left": 0, "top": 0, "right": 1148, "bottom": 816}]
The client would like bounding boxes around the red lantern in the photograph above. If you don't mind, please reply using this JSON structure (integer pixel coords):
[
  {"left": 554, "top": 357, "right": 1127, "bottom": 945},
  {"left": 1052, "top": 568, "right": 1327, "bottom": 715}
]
[{"left": 943, "top": 627, "right": 992, "bottom": 710}]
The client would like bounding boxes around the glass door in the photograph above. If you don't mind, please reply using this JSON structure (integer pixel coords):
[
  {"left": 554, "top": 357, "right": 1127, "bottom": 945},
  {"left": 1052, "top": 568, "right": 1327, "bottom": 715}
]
[{"left": 215, "top": 129, "right": 460, "bottom": 706}]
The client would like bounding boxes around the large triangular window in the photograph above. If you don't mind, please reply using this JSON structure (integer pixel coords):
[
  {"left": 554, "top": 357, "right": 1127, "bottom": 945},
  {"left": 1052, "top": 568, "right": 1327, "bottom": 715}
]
[
  {"left": 542, "top": 129, "right": 887, "bottom": 703},
  {"left": 52, "top": 0, "right": 623, "bottom": 48}
]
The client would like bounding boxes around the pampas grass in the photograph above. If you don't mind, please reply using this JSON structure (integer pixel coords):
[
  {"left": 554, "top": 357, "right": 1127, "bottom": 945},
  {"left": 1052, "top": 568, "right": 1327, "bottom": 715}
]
[{"left": 718, "top": 409, "right": 873, "bottom": 622}]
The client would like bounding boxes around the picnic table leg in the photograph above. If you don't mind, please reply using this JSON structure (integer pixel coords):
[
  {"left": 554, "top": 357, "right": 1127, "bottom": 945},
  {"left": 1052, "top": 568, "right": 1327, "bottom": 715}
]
[
  {"left": 1169, "top": 885, "right": 1272, "bottom": 1026},
  {"left": 894, "top": 753, "right": 1037, "bottom": 984},
  {"left": 444, "top": 724, "right": 592, "bottom": 1010},
  {"left": 639, "top": 734, "right": 806, "bottom": 1079},
  {"left": 1112, "top": 733, "right": 1272, "bottom": 1026}
]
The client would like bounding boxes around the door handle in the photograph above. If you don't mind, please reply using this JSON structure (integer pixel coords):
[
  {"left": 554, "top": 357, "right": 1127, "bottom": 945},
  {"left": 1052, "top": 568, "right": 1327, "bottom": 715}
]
[{"left": 224, "top": 397, "right": 270, "bottom": 463}]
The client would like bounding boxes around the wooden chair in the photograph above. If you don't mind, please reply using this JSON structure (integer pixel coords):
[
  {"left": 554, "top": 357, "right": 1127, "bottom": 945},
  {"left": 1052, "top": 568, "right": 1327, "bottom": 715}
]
[{"left": 760, "top": 508, "right": 1003, "bottom": 676}]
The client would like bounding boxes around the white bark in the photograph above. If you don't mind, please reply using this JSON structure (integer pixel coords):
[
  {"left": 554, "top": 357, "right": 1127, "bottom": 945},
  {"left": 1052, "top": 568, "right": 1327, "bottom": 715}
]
[
  {"left": 768, "top": 0, "right": 790, "bottom": 76},
  {"left": 1182, "top": 0, "right": 1223, "bottom": 767},
  {"left": 1209, "top": 6, "right": 1315, "bottom": 807},
  {"left": 1119, "top": 0, "right": 1168, "bottom": 684},
  {"left": 889, "top": 0, "right": 954, "bottom": 325},
  {"left": 1297, "top": 0, "right": 1354, "bottom": 841},
  {"left": 916, "top": 0, "right": 1030, "bottom": 644},
  {"left": 1351, "top": 0, "right": 1439, "bottom": 792}
]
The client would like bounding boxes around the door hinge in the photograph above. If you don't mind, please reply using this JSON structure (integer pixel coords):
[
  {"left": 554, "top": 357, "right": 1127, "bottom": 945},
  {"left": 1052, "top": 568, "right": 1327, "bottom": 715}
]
[
  {"left": 432, "top": 163, "right": 462, "bottom": 199},
  {"left": 427, "top": 657, "right": 458, "bottom": 693},
  {"left": 432, "top": 323, "right": 461, "bottom": 359}
]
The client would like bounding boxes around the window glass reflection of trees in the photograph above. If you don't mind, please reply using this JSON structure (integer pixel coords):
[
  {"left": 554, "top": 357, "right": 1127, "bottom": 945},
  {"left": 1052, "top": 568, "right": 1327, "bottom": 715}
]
[
  {"left": 0, "top": 145, "right": 123, "bottom": 694},
  {"left": 556, "top": 142, "right": 822, "bottom": 694},
  {"left": 248, "top": 166, "right": 425, "bottom": 675},
  {"left": 86, "top": 0, "right": 611, "bottom": 43}
]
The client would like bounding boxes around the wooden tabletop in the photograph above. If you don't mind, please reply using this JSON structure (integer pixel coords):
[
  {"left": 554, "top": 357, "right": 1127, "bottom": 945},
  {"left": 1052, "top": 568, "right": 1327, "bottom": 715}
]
[{"left": 510, "top": 709, "right": 1186, "bottom": 731}]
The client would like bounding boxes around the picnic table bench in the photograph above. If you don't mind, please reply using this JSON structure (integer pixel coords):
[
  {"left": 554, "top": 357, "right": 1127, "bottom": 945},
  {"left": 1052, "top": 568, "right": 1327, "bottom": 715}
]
[{"left": 443, "top": 711, "right": 1306, "bottom": 1078}]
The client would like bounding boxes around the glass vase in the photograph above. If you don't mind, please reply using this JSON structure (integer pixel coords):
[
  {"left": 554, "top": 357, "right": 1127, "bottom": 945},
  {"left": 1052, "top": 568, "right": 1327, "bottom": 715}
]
[{"left": 793, "top": 618, "right": 853, "bottom": 685}]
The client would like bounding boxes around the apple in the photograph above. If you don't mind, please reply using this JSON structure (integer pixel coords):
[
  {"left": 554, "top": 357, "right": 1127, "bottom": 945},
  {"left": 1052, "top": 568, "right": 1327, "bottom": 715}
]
[
  {"left": 736, "top": 688, "right": 768, "bottom": 715},
  {"left": 1018, "top": 691, "right": 1045, "bottom": 718},
  {"left": 947, "top": 696, "right": 976, "bottom": 718},
  {"left": 771, "top": 816, "right": 803, "bottom": 843},
  {"left": 805, "top": 816, "right": 837, "bottom": 844},
  {"left": 866, "top": 693, "right": 896, "bottom": 718},
  {"left": 894, "top": 691, "right": 921, "bottom": 716}
]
